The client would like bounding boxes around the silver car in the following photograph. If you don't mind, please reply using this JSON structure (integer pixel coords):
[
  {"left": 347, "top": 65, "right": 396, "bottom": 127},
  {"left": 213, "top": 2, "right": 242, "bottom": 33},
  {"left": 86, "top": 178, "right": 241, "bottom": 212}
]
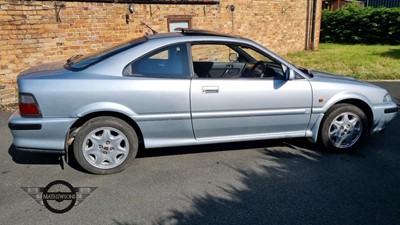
[{"left": 8, "top": 29, "right": 398, "bottom": 174}]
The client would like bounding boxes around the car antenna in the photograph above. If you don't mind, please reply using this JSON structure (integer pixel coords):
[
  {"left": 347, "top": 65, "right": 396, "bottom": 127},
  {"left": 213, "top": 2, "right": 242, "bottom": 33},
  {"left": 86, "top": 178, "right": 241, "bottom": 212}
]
[{"left": 139, "top": 20, "right": 158, "bottom": 35}]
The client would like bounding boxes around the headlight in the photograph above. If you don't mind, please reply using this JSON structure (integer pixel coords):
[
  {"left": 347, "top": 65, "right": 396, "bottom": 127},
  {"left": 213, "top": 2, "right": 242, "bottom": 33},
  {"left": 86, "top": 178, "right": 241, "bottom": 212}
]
[{"left": 383, "top": 93, "right": 392, "bottom": 102}]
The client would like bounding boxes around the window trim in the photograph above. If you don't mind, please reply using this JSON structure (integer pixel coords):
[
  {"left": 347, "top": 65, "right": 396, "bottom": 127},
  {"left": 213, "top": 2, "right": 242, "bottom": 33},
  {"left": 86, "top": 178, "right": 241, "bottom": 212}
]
[
  {"left": 166, "top": 15, "right": 193, "bottom": 32},
  {"left": 189, "top": 41, "right": 280, "bottom": 63}
]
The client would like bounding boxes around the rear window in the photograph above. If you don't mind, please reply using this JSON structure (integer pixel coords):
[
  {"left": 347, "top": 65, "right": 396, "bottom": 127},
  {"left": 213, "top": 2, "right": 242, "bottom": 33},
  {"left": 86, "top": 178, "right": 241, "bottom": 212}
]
[{"left": 64, "top": 36, "right": 147, "bottom": 71}]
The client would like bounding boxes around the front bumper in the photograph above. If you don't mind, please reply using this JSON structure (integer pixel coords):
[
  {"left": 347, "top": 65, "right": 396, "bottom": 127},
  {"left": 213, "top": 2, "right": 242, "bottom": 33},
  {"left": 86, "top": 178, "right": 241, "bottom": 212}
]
[
  {"left": 8, "top": 110, "right": 77, "bottom": 153},
  {"left": 371, "top": 102, "right": 398, "bottom": 134}
]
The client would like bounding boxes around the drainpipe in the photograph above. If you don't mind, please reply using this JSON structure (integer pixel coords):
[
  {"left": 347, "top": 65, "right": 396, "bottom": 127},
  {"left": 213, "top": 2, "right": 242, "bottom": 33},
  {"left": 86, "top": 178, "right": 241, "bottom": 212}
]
[
  {"left": 305, "top": 0, "right": 311, "bottom": 50},
  {"left": 229, "top": 4, "right": 235, "bottom": 33},
  {"left": 306, "top": 0, "right": 318, "bottom": 50},
  {"left": 310, "top": 0, "right": 318, "bottom": 50}
]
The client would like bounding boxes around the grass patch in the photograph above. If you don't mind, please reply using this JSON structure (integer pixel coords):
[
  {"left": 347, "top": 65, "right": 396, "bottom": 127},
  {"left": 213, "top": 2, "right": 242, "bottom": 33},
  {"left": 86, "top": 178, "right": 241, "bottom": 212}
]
[{"left": 284, "top": 43, "right": 400, "bottom": 80}]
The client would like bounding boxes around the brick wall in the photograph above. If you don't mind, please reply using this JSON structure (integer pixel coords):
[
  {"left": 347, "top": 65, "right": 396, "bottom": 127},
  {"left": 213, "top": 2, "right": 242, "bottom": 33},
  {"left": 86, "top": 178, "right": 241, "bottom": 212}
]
[{"left": 0, "top": 0, "right": 321, "bottom": 106}]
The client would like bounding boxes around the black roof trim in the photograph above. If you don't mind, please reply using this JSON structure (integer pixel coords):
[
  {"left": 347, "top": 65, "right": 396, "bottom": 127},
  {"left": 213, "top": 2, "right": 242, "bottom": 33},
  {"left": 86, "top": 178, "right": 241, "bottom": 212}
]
[{"left": 174, "top": 28, "right": 240, "bottom": 38}]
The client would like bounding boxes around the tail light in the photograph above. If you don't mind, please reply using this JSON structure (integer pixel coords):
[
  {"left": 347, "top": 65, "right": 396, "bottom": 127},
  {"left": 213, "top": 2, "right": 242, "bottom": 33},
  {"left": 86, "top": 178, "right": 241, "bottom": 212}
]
[{"left": 19, "top": 93, "right": 42, "bottom": 117}]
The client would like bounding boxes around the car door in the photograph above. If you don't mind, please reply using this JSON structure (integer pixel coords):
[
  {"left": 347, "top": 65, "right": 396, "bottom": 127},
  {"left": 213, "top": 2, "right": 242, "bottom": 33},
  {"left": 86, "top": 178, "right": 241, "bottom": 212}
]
[
  {"left": 122, "top": 43, "right": 194, "bottom": 147},
  {"left": 189, "top": 43, "right": 313, "bottom": 140}
]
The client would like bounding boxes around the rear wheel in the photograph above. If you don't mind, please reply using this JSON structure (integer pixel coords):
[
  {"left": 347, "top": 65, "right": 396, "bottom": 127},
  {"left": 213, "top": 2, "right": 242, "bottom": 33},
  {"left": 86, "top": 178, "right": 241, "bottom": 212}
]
[
  {"left": 73, "top": 117, "right": 138, "bottom": 174},
  {"left": 320, "top": 104, "right": 368, "bottom": 152}
]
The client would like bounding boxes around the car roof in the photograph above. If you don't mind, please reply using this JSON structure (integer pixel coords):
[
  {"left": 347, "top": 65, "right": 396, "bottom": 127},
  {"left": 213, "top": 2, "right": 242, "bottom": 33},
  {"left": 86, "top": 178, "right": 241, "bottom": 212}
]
[{"left": 146, "top": 28, "right": 242, "bottom": 40}]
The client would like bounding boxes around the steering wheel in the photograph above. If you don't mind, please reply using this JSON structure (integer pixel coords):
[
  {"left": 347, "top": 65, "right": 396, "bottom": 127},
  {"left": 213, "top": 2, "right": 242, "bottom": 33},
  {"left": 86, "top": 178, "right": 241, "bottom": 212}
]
[{"left": 249, "top": 61, "right": 266, "bottom": 78}]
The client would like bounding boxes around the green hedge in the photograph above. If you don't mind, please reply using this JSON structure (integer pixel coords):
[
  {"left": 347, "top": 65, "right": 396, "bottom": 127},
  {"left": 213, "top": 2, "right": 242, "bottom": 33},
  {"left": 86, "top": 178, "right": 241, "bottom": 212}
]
[{"left": 321, "top": 4, "right": 400, "bottom": 44}]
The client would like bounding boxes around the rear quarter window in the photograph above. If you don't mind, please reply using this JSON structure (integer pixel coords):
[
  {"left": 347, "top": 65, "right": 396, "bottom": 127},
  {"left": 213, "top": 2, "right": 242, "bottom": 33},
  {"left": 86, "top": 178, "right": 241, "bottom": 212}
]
[
  {"left": 65, "top": 37, "right": 147, "bottom": 71},
  {"left": 123, "top": 43, "right": 190, "bottom": 79}
]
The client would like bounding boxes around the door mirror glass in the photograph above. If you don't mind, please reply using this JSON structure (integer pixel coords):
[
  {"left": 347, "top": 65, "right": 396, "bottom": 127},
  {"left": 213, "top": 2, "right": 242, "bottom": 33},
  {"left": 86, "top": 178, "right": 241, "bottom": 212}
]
[{"left": 285, "top": 68, "right": 296, "bottom": 80}]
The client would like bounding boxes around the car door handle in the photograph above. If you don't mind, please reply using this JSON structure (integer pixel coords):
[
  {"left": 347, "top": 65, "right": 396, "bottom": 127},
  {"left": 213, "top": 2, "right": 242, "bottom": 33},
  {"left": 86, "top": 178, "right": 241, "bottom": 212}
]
[{"left": 202, "top": 86, "right": 219, "bottom": 94}]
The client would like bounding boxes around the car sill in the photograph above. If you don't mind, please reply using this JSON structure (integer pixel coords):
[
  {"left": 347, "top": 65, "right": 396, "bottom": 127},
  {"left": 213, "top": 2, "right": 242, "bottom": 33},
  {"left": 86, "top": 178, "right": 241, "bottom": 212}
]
[{"left": 15, "top": 147, "right": 65, "bottom": 154}]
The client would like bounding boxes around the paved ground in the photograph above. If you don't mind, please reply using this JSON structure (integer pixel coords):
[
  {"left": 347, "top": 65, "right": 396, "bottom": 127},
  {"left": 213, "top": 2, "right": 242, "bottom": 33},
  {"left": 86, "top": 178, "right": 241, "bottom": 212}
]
[{"left": 0, "top": 82, "right": 399, "bottom": 225}]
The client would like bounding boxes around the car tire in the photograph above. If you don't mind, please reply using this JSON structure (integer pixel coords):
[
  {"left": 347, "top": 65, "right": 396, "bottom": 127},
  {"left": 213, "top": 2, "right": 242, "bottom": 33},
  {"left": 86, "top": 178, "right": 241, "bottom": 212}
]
[
  {"left": 73, "top": 116, "right": 138, "bottom": 174},
  {"left": 320, "top": 104, "right": 368, "bottom": 152}
]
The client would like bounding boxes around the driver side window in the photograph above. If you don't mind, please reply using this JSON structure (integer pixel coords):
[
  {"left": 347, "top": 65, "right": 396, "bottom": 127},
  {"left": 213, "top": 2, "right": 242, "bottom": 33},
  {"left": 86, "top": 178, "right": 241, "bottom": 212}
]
[
  {"left": 237, "top": 46, "right": 284, "bottom": 79},
  {"left": 191, "top": 44, "right": 244, "bottom": 79},
  {"left": 190, "top": 43, "right": 284, "bottom": 79}
]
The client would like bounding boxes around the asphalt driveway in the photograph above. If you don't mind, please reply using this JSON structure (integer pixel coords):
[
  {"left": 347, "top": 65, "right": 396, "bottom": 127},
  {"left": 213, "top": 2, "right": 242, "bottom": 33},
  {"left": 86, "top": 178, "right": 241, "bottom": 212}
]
[{"left": 0, "top": 82, "right": 399, "bottom": 225}]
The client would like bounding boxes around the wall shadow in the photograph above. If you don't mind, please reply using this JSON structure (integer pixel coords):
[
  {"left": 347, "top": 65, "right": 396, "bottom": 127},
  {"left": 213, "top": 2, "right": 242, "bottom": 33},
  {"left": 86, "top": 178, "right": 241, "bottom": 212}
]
[{"left": 378, "top": 48, "right": 400, "bottom": 59}]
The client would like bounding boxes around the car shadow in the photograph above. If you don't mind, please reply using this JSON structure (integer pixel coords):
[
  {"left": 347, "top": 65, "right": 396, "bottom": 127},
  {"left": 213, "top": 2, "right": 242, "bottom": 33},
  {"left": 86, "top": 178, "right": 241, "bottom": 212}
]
[
  {"left": 8, "top": 138, "right": 327, "bottom": 173},
  {"left": 8, "top": 145, "right": 61, "bottom": 165},
  {"left": 7, "top": 144, "right": 88, "bottom": 173},
  {"left": 136, "top": 138, "right": 329, "bottom": 160}
]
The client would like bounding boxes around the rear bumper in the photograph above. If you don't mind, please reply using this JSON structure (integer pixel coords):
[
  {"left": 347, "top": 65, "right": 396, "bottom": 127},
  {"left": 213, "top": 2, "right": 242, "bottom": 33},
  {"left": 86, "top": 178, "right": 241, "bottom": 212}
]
[
  {"left": 8, "top": 110, "right": 77, "bottom": 153},
  {"left": 371, "top": 103, "right": 398, "bottom": 134}
]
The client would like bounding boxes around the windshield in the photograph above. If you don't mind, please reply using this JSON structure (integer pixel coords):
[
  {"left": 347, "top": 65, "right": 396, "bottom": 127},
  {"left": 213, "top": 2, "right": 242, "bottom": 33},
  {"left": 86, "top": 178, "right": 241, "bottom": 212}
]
[{"left": 65, "top": 36, "right": 147, "bottom": 71}]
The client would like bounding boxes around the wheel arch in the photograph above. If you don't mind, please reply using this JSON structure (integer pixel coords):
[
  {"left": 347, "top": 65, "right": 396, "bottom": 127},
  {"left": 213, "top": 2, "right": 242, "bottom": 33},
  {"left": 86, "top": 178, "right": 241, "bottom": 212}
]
[
  {"left": 67, "top": 111, "right": 145, "bottom": 149},
  {"left": 316, "top": 99, "right": 371, "bottom": 151},
  {"left": 333, "top": 99, "right": 373, "bottom": 131},
  {"left": 309, "top": 98, "right": 374, "bottom": 144}
]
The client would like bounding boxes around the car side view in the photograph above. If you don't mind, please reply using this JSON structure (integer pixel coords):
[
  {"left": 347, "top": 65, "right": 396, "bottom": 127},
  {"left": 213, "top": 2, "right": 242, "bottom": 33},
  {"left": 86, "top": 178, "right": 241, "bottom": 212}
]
[{"left": 8, "top": 29, "right": 398, "bottom": 174}]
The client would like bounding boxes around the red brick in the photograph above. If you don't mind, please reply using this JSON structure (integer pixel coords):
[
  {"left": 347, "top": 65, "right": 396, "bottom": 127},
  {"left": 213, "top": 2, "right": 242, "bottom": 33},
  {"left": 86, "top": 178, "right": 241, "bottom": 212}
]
[{"left": 0, "top": 0, "right": 322, "bottom": 106}]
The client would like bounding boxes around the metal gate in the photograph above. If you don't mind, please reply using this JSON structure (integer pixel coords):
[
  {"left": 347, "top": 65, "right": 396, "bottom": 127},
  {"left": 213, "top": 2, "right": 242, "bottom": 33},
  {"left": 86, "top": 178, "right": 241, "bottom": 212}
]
[{"left": 367, "top": 0, "right": 400, "bottom": 7}]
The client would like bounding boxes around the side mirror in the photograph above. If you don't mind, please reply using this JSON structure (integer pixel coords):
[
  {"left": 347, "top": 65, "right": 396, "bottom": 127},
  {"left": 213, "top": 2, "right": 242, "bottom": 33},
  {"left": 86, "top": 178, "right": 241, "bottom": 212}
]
[
  {"left": 285, "top": 68, "right": 296, "bottom": 80},
  {"left": 229, "top": 53, "right": 239, "bottom": 62}
]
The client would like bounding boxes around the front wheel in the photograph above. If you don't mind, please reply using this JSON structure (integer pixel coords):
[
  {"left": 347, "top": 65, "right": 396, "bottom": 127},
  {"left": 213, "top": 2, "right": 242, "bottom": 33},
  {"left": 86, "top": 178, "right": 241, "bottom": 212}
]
[
  {"left": 320, "top": 104, "right": 368, "bottom": 152},
  {"left": 73, "top": 117, "right": 138, "bottom": 174}
]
